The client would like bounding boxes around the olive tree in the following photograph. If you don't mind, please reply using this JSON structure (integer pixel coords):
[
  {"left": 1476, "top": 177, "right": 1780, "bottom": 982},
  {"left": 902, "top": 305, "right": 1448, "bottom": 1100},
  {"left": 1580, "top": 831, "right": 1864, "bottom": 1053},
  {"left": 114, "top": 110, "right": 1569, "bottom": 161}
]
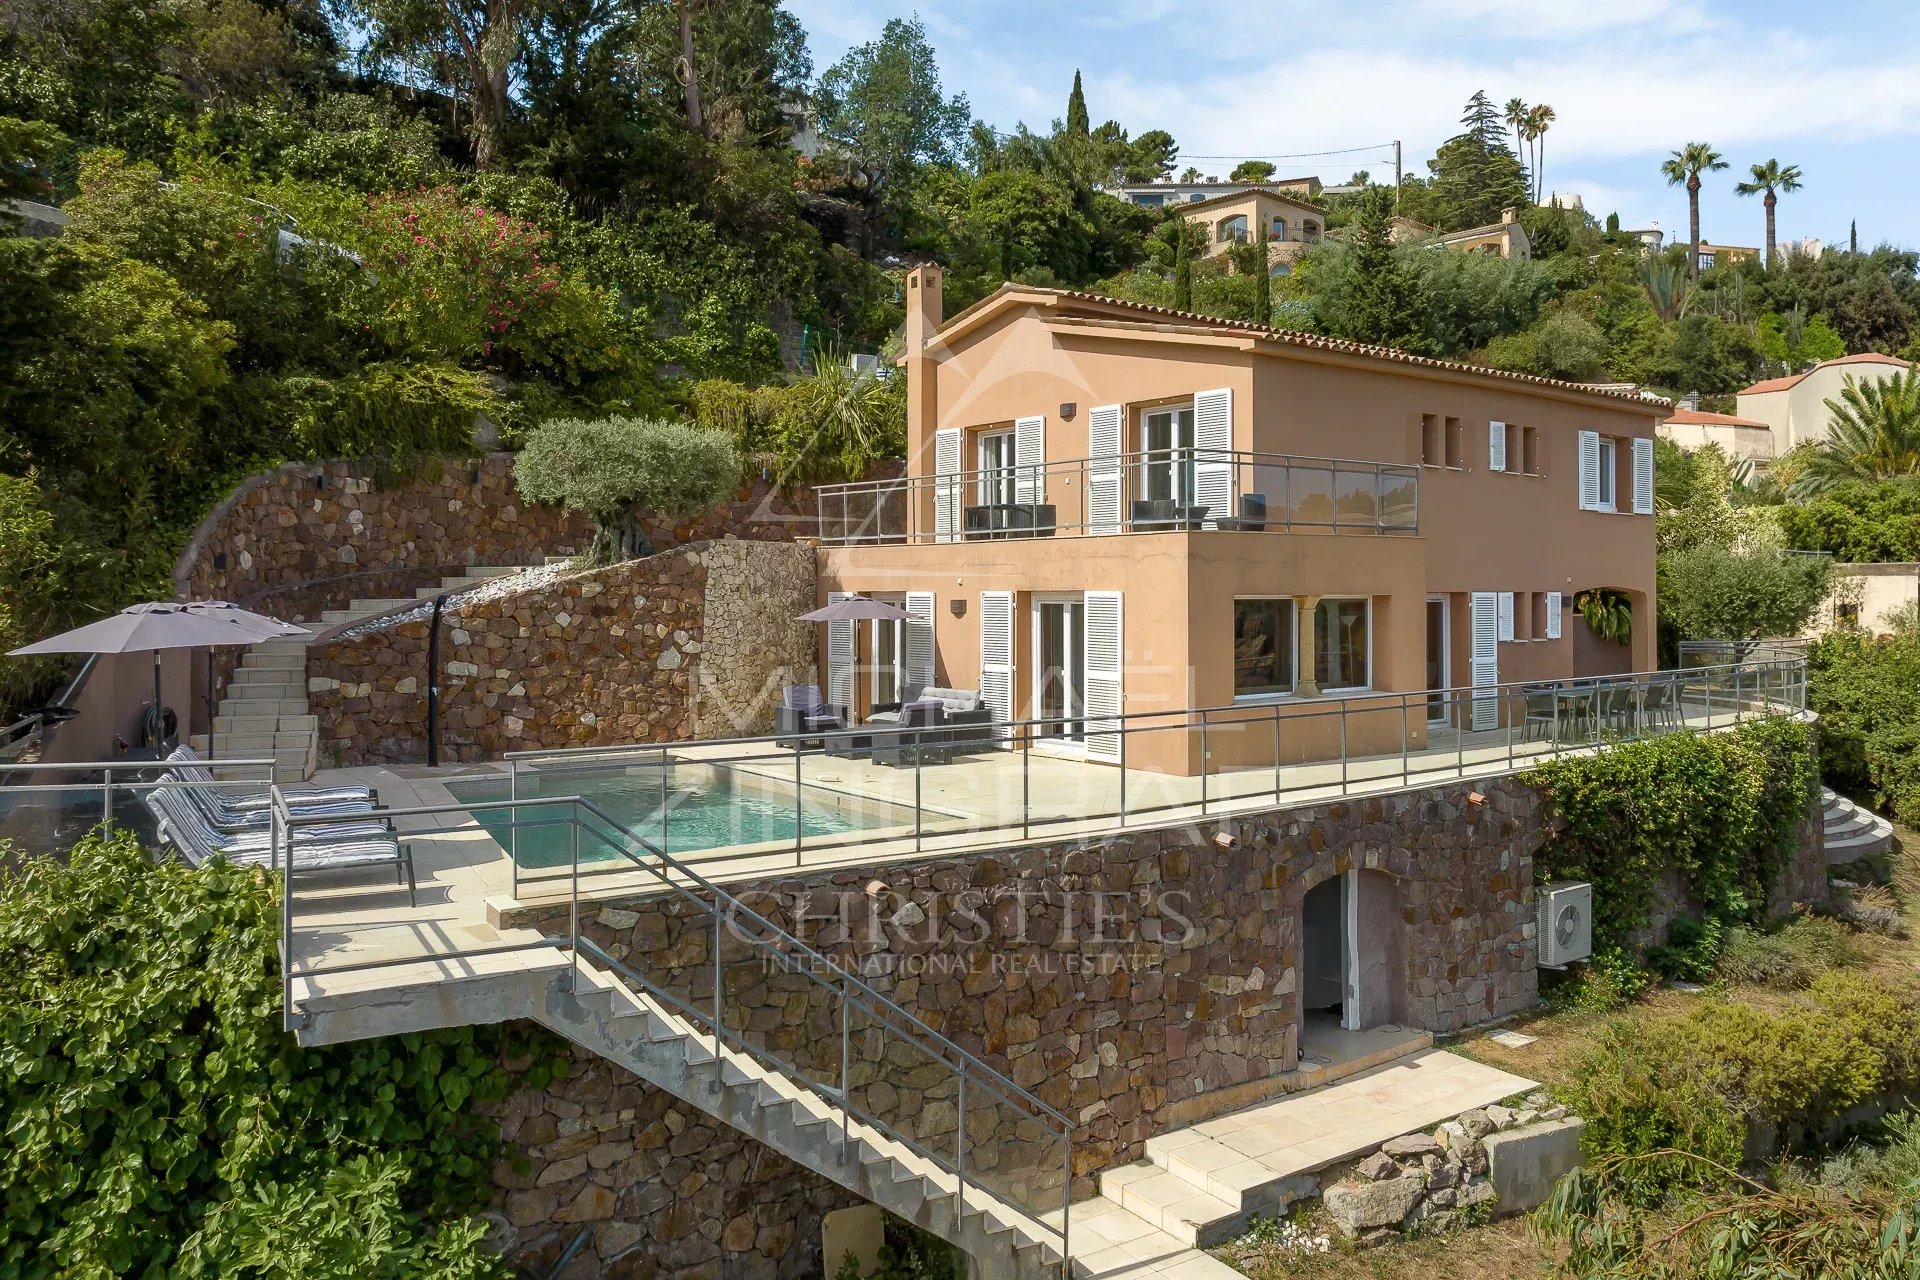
[
  {"left": 515, "top": 416, "right": 741, "bottom": 563},
  {"left": 1660, "top": 543, "right": 1832, "bottom": 642}
]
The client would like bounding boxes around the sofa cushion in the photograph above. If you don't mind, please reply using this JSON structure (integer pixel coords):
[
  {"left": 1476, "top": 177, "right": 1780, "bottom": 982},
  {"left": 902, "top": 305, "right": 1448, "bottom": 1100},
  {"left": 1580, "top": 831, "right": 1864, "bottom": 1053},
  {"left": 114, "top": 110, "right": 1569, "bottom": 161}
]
[{"left": 920, "top": 687, "right": 981, "bottom": 712}]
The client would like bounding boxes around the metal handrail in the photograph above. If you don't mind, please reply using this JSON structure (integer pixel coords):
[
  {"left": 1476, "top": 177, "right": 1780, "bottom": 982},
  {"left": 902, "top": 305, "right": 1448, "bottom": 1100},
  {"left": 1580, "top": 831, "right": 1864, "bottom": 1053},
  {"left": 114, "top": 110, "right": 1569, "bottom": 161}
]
[
  {"left": 502, "top": 656, "right": 1805, "bottom": 768},
  {"left": 273, "top": 787, "right": 1075, "bottom": 1263},
  {"left": 814, "top": 446, "right": 1420, "bottom": 544}
]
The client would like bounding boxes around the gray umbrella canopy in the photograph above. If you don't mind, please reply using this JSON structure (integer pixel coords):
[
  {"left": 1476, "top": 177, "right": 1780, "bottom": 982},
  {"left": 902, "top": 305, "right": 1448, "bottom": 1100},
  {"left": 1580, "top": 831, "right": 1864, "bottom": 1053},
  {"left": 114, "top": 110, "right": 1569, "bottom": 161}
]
[
  {"left": 795, "top": 596, "right": 914, "bottom": 623},
  {"left": 9, "top": 601, "right": 304, "bottom": 754}
]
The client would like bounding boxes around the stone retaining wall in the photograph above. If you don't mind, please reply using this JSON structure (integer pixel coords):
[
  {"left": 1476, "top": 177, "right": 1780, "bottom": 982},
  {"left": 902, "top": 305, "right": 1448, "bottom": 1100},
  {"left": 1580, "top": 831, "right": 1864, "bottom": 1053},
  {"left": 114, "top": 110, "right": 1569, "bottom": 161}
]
[
  {"left": 173, "top": 452, "right": 842, "bottom": 620},
  {"left": 516, "top": 780, "right": 1547, "bottom": 1193},
  {"left": 307, "top": 540, "right": 817, "bottom": 764},
  {"left": 485, "top": 1043, "right": 855, "bottom": 1279}
]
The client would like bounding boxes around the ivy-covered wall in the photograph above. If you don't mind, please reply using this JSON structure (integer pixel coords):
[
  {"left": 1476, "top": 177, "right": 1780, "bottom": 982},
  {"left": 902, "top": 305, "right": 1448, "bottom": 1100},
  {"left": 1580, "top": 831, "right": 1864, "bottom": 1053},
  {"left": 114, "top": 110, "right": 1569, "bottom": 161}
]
[{"left": 1525, "top": 717, "right": 1824, "bottom": 962}]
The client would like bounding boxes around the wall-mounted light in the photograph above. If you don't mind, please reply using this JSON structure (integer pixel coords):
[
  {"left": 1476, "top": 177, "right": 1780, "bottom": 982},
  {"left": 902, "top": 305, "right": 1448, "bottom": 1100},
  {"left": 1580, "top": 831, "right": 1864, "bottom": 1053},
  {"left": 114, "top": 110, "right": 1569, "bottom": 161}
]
[
  {"left": 212, "top": 552, "right": 228, "bottom": 571},
  {"left": 1059, "top": 402, "right": 1078, "bottom": 421},
  {"left": 313, "top": 473, "right": 328, "bottom": 490},
  {"left": 948, "top": 599, "right": 966, "bottom": 619}
]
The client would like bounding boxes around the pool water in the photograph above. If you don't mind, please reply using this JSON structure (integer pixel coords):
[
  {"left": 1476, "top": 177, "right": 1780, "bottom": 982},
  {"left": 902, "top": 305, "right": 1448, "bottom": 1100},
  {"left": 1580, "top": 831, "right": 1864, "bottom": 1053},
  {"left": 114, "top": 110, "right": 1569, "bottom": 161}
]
[{"left": 448, "top": 766, "right": 871, "bottom": 867}]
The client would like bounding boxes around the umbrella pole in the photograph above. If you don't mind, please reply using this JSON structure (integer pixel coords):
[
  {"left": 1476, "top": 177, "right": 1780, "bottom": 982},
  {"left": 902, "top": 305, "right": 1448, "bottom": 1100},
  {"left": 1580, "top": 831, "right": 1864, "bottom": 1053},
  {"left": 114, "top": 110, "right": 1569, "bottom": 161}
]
[
  {"left": 206, "top": 649, "right": 216, "bottom": 760},
  {"left": 153, "top": 650, "right": 164, "bottom": 750}
]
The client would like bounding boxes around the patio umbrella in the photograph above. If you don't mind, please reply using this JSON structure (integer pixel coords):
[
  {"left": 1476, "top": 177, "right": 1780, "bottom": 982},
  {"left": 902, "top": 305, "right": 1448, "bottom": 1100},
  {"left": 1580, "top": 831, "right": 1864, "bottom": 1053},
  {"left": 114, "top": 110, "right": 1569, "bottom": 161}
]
[
  {"left": 180, "top": 602, "right": 309, "bottom": 757},
  {"left": 9, "top": 601, "right": 305, "bottom": 755},
  {"left": 795, "top": 596, "right": 915, "bottom": 721}
]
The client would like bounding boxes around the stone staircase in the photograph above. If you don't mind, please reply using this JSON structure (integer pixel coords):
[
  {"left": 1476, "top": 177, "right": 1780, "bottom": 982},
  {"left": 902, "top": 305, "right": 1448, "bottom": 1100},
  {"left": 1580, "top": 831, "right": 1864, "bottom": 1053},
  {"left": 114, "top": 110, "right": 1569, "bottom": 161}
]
[
  {"left": 1823, "top": 786, "right": 1894, "bottom": 864},
  {"left": 191, "top": 562, "right": 555, "bottom": 780}
]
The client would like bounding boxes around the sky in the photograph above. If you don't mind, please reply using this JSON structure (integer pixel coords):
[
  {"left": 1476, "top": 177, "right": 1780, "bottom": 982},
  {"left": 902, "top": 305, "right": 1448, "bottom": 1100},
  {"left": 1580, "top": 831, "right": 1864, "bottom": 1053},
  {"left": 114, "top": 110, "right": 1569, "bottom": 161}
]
[{"left": 785, "top": 0, "right": 1920, "bottom": 251}]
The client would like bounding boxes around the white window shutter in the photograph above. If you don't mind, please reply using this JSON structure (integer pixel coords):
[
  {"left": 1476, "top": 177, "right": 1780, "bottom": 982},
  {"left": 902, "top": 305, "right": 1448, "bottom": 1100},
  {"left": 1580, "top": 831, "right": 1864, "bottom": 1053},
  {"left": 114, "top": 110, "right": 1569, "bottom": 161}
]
[
  {"left": 1577, "top": 431, "right": 1600, "bottom": 511},
  {"left": 1489, "top": 420, "right": 1506, "bottom": 473},
  {"left": 1087, "top": 405, "right": 1123, "bottom": 534},
  {"left": 904, "top": 591, "right": 935, "bottom": 692},
  {"left": 1083, "top": 591, "right": 1124, "bottom": 762},
  {"left": 978, "top": 591, "right": 1014, "bottom": 740},
  {"left": 1497, "top": 591, "right": 1515, "bottom": 642},
  {"left": 1014, "top": 415, "right": 1046, "bottom": 505},
  {"left": 934, "top": 428, "right": 962, "bottom": 542},
  {"left": 1470, "top": 592, "right": 1499, "bottom": 730},
  {"left": 1632, "top": 437, "right": 1655, "bottom": 514},
  {"left": 1545, "top": 591, "right": 1563, "bottom": 640},
  {"left": 825, "top": 591, "right": 853, "bottom": 709},
  {"left": 1193, "top": 388, "right": 1234, "bottom": 528}
]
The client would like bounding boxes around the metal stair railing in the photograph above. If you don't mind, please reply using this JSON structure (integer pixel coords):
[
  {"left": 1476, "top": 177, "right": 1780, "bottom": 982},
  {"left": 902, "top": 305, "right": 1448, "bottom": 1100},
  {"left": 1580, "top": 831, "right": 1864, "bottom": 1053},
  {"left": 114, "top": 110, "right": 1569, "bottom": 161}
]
[{"left": 273, "top": 790, "right": 1075, "bottom": 1273}]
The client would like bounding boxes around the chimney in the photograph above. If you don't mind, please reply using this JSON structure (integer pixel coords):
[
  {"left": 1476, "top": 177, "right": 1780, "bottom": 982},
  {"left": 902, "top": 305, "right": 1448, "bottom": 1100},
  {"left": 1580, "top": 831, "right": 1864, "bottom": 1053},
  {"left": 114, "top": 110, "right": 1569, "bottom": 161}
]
[
  {"left": 1500, "top": 205, "right": 1519, "bottom": 225},
  {"left": 904, "top": 263, "right": 944, "bottom": 480}
]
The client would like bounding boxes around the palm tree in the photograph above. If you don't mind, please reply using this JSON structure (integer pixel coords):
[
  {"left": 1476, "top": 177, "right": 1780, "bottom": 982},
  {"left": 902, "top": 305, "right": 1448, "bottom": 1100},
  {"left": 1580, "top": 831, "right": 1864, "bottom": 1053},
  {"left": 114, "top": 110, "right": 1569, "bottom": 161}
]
[
  {"left": 1793, "top": 367, "right": 1920, "bottom": 496},
  {"left": 1641, "top": 255, "right": 1694, "bottom": 323},
  {"left": 1734, "top": 159, "right": 1803, "bottom": 267},
  {"left": 1661, "top": 142, "right": 1728, "bottom": 279},
  {"left": 1504, "top": 97, "right": 1529, "bottom": 163},
  {"left": 1526, "top": 103, "right": 1555, "bottom": 202}
]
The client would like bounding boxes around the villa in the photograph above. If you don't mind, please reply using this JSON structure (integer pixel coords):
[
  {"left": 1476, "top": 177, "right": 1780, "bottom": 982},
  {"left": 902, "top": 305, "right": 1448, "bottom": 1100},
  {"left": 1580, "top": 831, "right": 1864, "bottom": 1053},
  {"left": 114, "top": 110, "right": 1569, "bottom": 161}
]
[
  {"left": 1146, "top": 187, "right": 1329, "bottom": 274},
  {"left": 1736, "top": 352, "right": 1913, "bottom": 453},
  {"left": 813, "top": 265, "right": 1663, "bottom": 777}
]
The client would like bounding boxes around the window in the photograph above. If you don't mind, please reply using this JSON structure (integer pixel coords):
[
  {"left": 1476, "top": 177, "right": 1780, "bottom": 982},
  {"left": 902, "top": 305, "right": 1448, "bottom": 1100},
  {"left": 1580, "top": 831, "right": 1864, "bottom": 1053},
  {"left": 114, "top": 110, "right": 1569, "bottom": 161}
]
[
  {"left": 871, "top": 595, "right": 906, "bottom": 705},
  {"left": 1218, "top": 215, "right": 1249, "bottom": 244},
  {"left": 1445, "top": 416, "right": 1465, "bottom": 468},
  {"left": 1531, "top": 591, "right": 1549, "bottom": 640},
  {"left": 1314, "top": 598, "right": 1370, "bottom": 691},
  {"left": 1136, "top": 193, "right": 1165, "bottom": 207},
  {"left": 1522, "top": 426, "right": 1540, "bottom": 475},
  {"left": 1596, "top": 435, "right": 1617, "bottom": 509},
  {"left": 1233, "top": 599, "right": 1296, "bottom": 697},
  {"left": 1139, "top": 403, "right": 1197, "bottom": 505},
  {"left": 1269, "top": 217, "right": 1287, "bottom": 242},
  {"left": 1420, "top": 413, "right": 1442, "bottom": 466},
  {"left": 1836, "top": 600, "right": 1861, "bottom": 630},
  {"left": 1302, "top": 221, "right": 1321, "bottom": 243},
  {"left": 977, "top": 428, "right": 1016, "bottom": 504}
]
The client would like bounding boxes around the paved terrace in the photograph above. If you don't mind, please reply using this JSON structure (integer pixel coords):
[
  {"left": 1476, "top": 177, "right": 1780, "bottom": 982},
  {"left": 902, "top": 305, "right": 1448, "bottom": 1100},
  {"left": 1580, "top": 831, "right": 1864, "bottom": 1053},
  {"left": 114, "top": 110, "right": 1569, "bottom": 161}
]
[{"left": 284, "top": 676, "right": 1797, "bottom": 1001}]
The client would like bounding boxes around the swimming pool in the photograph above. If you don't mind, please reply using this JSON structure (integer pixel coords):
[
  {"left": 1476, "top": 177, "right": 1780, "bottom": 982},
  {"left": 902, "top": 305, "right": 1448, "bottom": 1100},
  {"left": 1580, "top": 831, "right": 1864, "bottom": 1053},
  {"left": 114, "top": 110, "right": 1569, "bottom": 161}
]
[{"left": 447, "top": 763, "right": 879, "bottom": 867}]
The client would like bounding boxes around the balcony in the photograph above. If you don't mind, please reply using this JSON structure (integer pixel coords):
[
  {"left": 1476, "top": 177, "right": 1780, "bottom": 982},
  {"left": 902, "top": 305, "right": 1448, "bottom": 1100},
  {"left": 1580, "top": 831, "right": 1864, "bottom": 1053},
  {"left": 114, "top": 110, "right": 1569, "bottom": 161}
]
[{"left": 815, "top": 449, "right": 1419, "bottom": 545}]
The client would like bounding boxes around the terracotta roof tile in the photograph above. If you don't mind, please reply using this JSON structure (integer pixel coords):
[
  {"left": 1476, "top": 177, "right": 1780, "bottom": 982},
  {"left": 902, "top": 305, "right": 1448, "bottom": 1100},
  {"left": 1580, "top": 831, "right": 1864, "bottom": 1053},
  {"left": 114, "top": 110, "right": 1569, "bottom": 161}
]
[
  {"left": 1738, "top": 353, "right": 1911, "bottom": 396},
  {"left": 942, "top": 284, "right": 1670, "bottom": 409}
]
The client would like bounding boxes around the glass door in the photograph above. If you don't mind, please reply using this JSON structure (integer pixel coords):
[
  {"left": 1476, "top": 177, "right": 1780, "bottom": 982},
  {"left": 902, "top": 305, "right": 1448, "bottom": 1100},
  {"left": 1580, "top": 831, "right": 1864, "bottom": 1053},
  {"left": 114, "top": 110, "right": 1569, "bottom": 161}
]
[
  {"left": 1034, "top": 596, "right": 1085, "bottom": 744},
  {"left": 1139, "top": 406, "right": 1196, "bottom": 507},
  {"left": 871, "top": 595, "right": 906, "bottom": 707},
  {"left": 1426, "top": 597, "right": 1450, "bottom": 725},
  {"left": 978, "top": 430, "right": 1017, "bottom": 505}
]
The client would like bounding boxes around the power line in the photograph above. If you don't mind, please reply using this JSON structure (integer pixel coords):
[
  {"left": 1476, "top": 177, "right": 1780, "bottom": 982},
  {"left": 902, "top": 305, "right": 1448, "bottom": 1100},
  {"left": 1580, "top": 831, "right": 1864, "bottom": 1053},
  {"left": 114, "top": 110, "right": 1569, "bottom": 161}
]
[{"left": 1174, "top": 143, "right": 1399, "bottom": 161}]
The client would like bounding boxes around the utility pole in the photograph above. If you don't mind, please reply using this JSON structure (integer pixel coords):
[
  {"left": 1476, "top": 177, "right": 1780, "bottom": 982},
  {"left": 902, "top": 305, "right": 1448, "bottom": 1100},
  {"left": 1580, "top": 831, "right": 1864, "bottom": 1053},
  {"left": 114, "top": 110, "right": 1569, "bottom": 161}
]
[{"left": 1393, "top": 140, "right": 1402, "bottom": 212}]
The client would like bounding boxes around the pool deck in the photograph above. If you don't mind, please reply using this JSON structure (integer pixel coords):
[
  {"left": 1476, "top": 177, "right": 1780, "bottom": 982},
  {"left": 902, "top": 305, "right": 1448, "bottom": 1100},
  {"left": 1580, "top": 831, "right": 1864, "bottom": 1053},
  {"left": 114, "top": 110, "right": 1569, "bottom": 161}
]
[{"left": 285, "top": 698, "right": 1758, "bottom": 1004}]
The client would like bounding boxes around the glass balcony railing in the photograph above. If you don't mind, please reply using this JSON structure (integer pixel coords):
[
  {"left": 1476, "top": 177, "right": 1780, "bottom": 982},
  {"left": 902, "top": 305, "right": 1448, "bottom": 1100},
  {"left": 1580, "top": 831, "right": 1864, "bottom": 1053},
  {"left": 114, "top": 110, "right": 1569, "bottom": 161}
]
[{"left": 815, "top": 449, "right": 1419, "bottom": 545}]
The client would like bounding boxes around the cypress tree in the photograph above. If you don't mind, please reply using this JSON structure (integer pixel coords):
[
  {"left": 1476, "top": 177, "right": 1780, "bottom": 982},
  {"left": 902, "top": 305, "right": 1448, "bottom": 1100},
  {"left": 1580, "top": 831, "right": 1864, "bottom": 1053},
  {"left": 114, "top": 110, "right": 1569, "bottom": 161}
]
[{"left": 1066, "top": 71, "right": 1090, "bottom": 138}]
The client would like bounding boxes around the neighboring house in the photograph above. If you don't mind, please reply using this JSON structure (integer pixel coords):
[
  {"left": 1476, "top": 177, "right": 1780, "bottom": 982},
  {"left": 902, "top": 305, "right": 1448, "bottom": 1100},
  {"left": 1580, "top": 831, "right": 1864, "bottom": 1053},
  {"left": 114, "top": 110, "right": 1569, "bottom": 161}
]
[
  {"left": 1813, "top": 563, "right": 1920, "bottom": 635},
  {"left": 1622, "top": 223, "right": 1664, "bottom": 253},
  {"left": 1427, "top": 206, "right": 1532, "bottom": 260},
  {"left": 1114, "top": 176, "right": 1323, "bottom": 207},
  {"left": 1659, "top": 407, "right": 1776, "bottom": 470},
  {"left": 813, "top": 265, "right": 1662, "bottom": 777},
  {"left": 1161, "top": 187, "right": 1328, "bottom": 274},
  {"left": 1736, "top": 353, "right": 1914, "bottom": 452},
  {"left": 1780, "top": 236, "right": 1826, "bottom": 260},
  {"left": 1694, "top": 242, "right": 1759, "bottom": 270}
]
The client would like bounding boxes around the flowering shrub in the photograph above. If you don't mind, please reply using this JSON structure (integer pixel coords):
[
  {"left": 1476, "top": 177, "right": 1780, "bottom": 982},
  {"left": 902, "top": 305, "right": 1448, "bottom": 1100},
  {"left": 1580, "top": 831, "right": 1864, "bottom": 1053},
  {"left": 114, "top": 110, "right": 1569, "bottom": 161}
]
[{"left": 358, "top": 186, "right": 567, "bottom": 362}]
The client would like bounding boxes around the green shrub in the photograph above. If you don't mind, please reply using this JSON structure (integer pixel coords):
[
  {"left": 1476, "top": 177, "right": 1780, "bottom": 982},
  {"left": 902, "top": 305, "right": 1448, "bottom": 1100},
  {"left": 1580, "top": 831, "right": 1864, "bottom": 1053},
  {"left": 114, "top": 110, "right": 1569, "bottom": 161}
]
[
  {"left": 1527, "top": 717, "right": 1816, "bottom": 957},
  {"left": 1646, "top": 913, "right": 1727, "bottom": 983},
  {"left": 1544, "top": 945, "right": 1653, "bottom": 1013},
  {"left": 1808, "top": 632, "right": 1920, "bottom": 823},
  {"left": 687, "top": 347, "right": 906, "bottom": 488},
  {"left": 1717, "top": 915, "right": 1862, "bottom": 989},
  {"left": 1564, "top": 972, "right": 1920, "bottom": 1199},
  {"left": 514, "top": 415, "right": 742, "bottom": 563},
  {"left": 0, "top": 831, "right": 557, "bottom": 1279}
]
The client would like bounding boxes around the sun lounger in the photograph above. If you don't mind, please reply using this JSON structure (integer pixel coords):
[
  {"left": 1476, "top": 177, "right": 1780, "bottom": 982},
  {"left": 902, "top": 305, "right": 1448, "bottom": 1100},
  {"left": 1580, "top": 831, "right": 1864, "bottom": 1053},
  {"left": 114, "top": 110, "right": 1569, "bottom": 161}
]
[
  {"left": 146, "top": 785, "right": 416, "bottom": 905},
  {"left": 165, "top": 746, "right": 373, "bottom": 817}
]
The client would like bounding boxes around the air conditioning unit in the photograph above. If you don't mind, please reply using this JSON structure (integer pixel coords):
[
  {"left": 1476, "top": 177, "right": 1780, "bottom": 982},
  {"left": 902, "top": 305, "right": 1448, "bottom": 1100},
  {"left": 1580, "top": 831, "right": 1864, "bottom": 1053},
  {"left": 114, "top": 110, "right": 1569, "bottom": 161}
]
[{"left": 1537, "top": 881, "right": 1593, "bottom": 968}]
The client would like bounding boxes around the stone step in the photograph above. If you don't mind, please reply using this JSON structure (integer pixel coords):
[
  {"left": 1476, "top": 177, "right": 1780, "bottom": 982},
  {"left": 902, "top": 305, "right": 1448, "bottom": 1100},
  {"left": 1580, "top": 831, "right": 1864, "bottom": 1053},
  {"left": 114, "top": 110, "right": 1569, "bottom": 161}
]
[
  {"left": 1097, "top": 1162, "right": 1243, "bottom": 1248},
  {"left": 346, "top": 597, "right": 416, "bottom": 615},
  {"left": 227, "top": 684, "right": 303, "bottom": 703},
  {"left": 246, "top": 650, "right": 306, "bottom": 670},
  {"left": 211, "top": 715, "right": 282, "bottom": 736},
  {"left": 232, "top": 666, "right": 303, "bottom": 685},
  {"left": 220, "top": 698, "right": 308, "bottom": 718},
  {"left": 467, "top": 564, "right": 536, "bottom": 578}
]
